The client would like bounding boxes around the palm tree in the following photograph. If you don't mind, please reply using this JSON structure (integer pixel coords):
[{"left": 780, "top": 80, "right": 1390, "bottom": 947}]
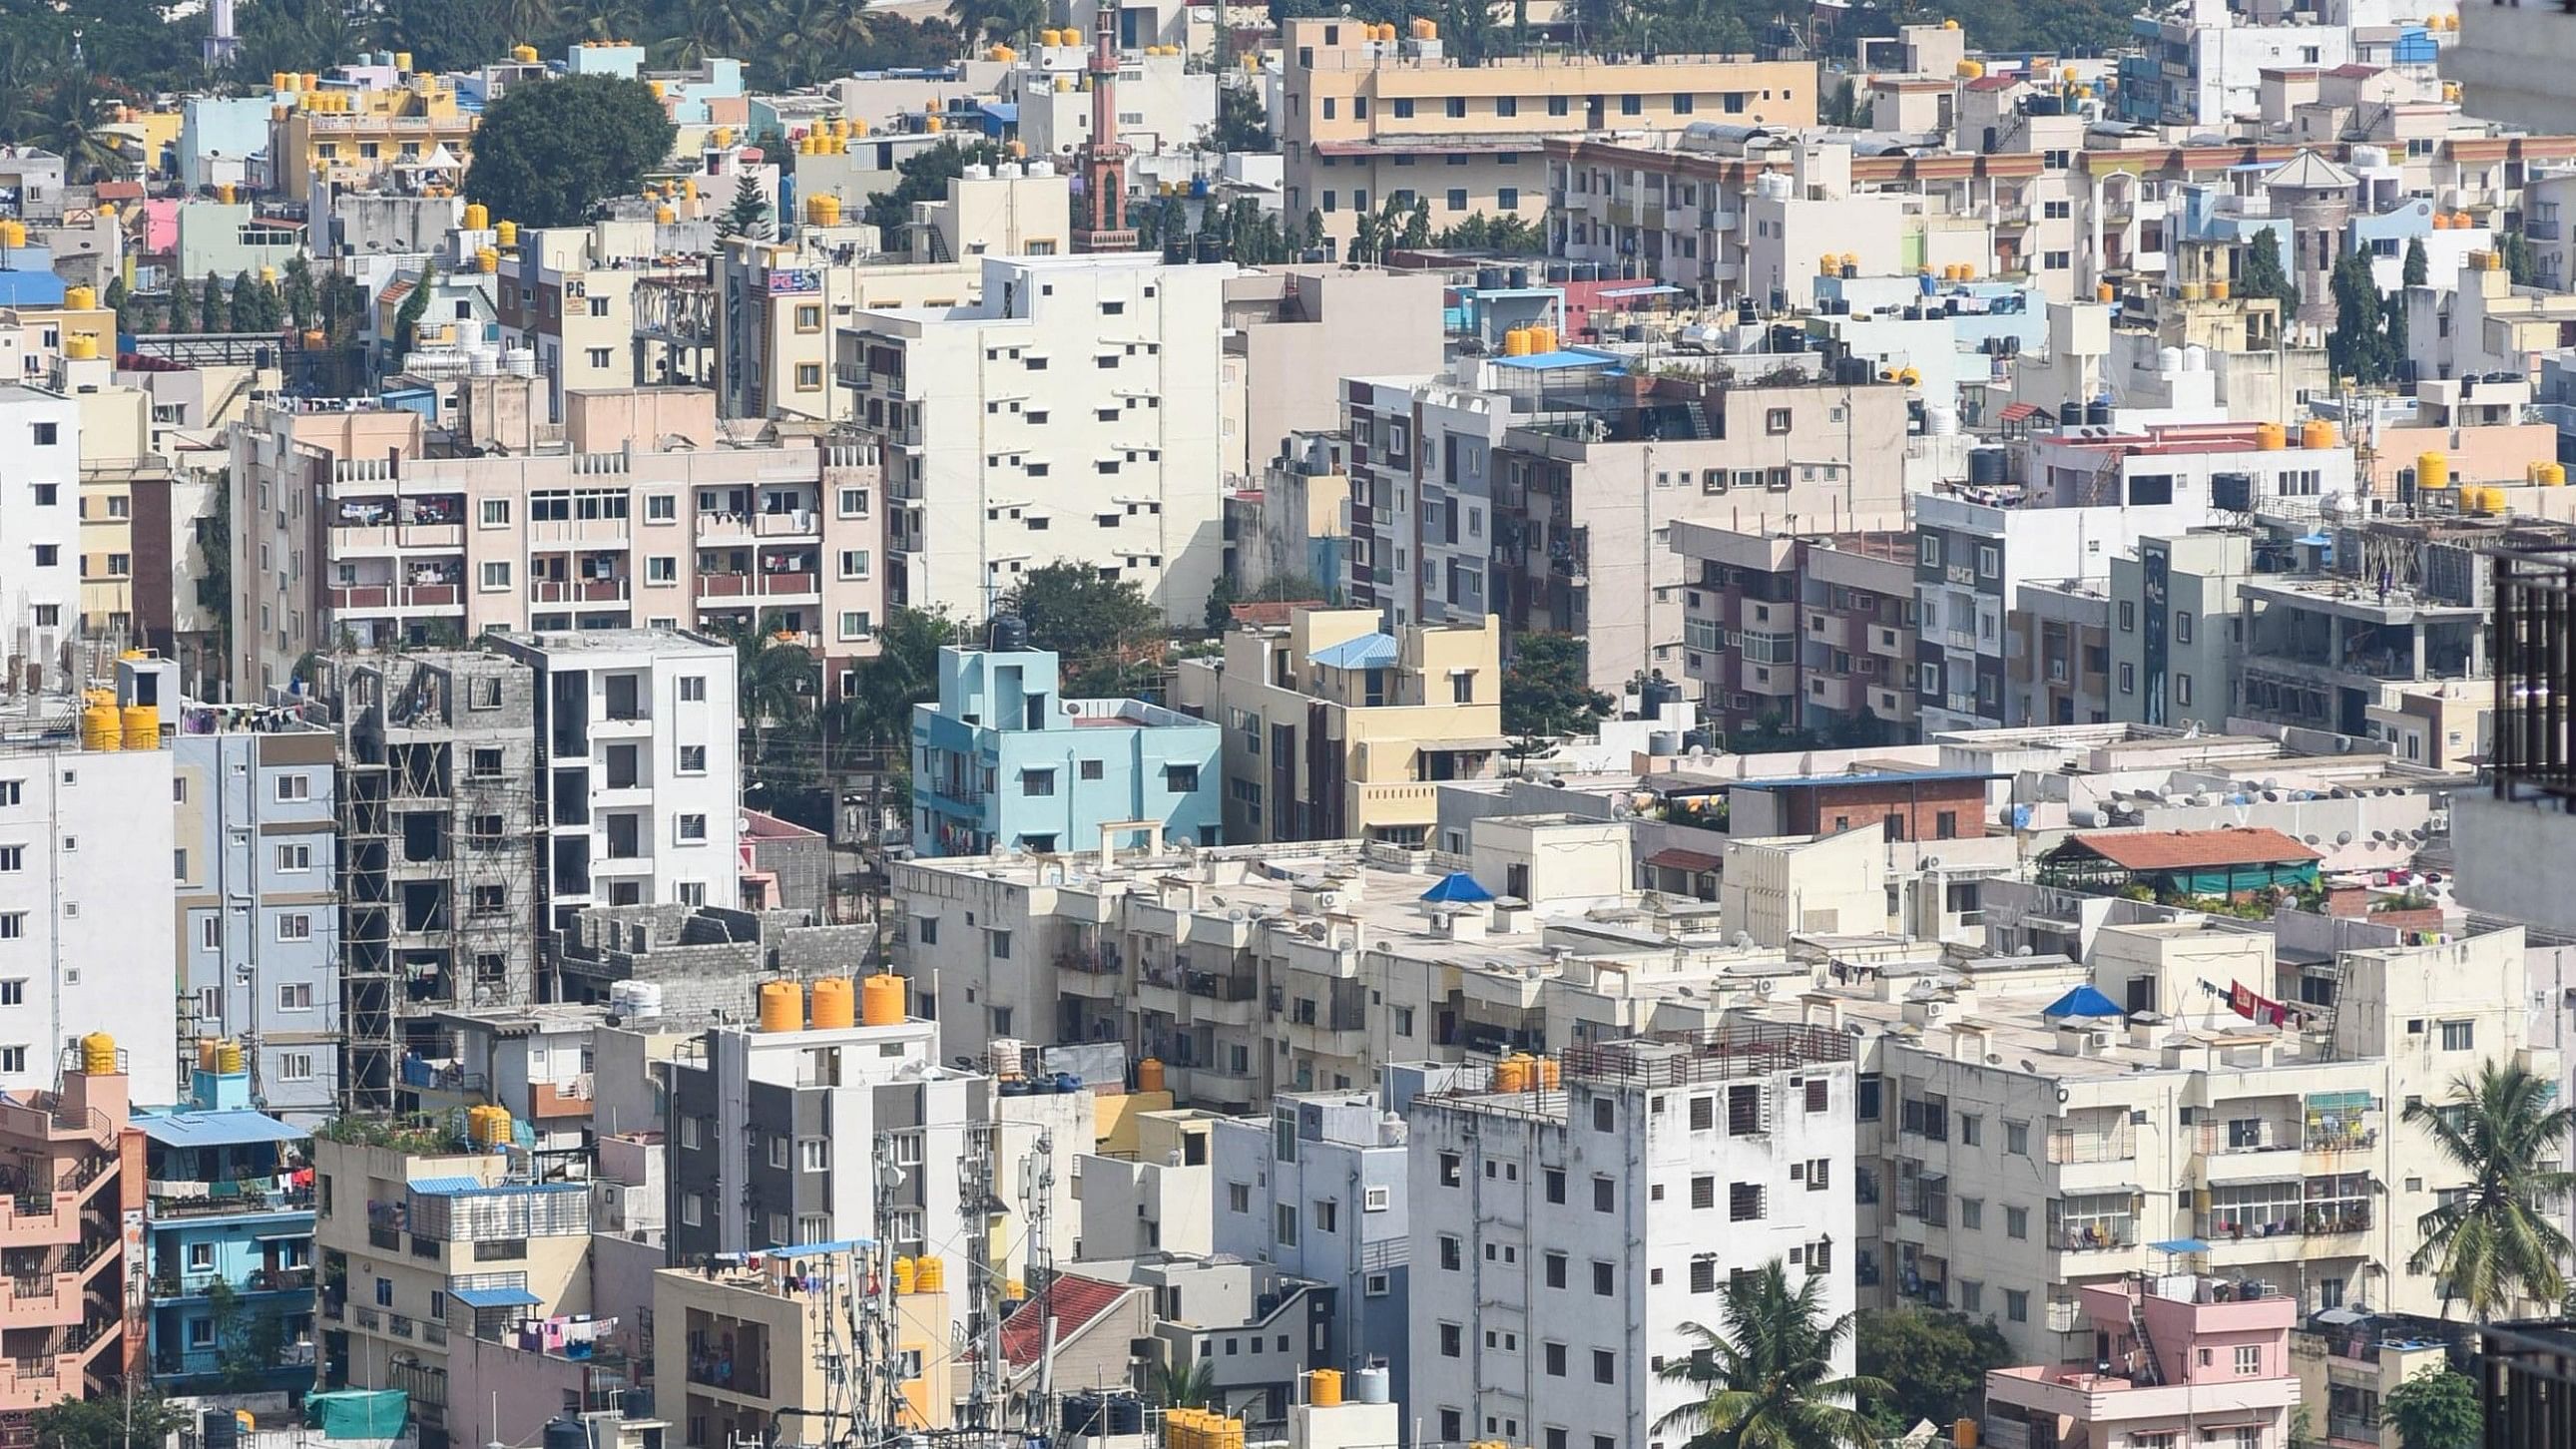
[
  {"left": 773, "top": 0, "right": 875, "bottom": 84},
  {"left": 495, "top": 0, "right": 567, "bottom": 44},
  {"left": 27, "top": 69, "right": 133, "bottom": 184},
  {"left": 1151, "top": 1355, "right": 1218, "bottom": 1410},
  {"left": 1653, "top": 1259, "right": 1884, "bottom": 1449},
  {"left": 948, "top": 0, "right": 1045, "bottom": 48},
  {"left": 2403, "top": 1060, "right": 2576, "bottom": 1319},
  {"left": 731, "top": 614, "right": 818, "bottom": 788},
  {"left": 664, "top": 0, "right": 776, "bottom": 67}
]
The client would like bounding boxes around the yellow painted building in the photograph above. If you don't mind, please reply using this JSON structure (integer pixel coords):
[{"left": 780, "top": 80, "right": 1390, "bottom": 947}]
[
  {"left": 271, "top": 76, "right": 476, "bottom": 197},
  {"left": 1176, "top": 607, "right": 1507, "bottom": 845},
  {"left": 1279, "top": 18, "right": 1816, "bottom": 256},
  {"left": 654, "top": 1257, "right": 952, "bottom": 1445}
]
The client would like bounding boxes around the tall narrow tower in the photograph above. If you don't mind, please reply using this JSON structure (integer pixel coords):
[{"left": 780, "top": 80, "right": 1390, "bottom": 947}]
[
  {"left": 204, "top": 0, "right": 241, "bottom": 69},
  {"left": 1071, "top": 1, "right": 1138, "bottom": 252}
]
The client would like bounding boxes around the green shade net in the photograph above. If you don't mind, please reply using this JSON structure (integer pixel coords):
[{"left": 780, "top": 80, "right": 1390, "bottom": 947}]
[{"left": 306, "top": 1390, "right": 409, "bottom": 1439}]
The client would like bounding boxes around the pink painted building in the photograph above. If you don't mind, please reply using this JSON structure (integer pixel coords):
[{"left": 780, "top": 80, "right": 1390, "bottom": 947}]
[{"left": 1985, "top": 1273, "right": 2301, "bottom": 1449}]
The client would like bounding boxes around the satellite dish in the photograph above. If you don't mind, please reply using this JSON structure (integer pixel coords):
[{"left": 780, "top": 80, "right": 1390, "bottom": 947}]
[{"left": 2335, "top": 830, "right": 2353, "bottom": 846}]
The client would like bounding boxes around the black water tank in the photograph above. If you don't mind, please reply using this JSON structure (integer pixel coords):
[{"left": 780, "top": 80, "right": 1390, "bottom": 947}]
[
  {"left": 1641, "top": 676, "right": 1683, "bottom": 718},
  {"left": 1509, "top": 265, "right": 1531, "bottom": 287},
  {"left": 2061, "top": 399, "right": 2086, "bottom": 428},
  {"left": 1063, "top": 1393, "right": 1106, "bottom": 1437},
  {"left": 1107, "top": 1396, "right": 1147, "bottom": 1435},
  {"left": 1969, "top": 448, "right": 2007, "bottom": 486},
  {"left": 1478, "top": 266, "right": 1505, "bottom": 290},
  {"left": 203, "top": 1412, "right": 239, "bottom": 1449},
  {"left": 544, "top": 1418, "right": 589, "bottom": 1449},
  {"left": 990, "top": 614, "right": 1030, "bottom": 652},
  {"left": 2086, "top": 399, "right": 2112, "bottom": 427}
]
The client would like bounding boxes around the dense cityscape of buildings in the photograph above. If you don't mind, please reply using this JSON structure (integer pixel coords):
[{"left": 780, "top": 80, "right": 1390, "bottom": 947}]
[{"left": 13, "top": 1, "right": 2576, "bottom": 1447}]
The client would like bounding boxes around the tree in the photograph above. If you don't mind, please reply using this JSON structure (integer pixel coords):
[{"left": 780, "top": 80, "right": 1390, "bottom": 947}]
[
  {"left": 463, "top": 73, "right": 674, "bottom": 230},
  {"left": 2328, "top": 247, "right": 2394, "bottom": 386},
  {"left": 1399, "top": 198, "right": 1431, "bottom": 250},
  {"left": 949, "top": 0, "right": 1045, "bottom": 46},
  {"left": 1502, "top": 634, "right": 1612, "bottom": 739},
  {"left": 1208, "top": 82, "right": 1274, "bottom": 153},
  {"left": 206, "top": 1276, "right": 288, "bottom": 1392},
  {"left": 1856, "top": 1308, "right": 2014, "bottom": 1439},
  {"left": 1151, "top": 1355, "right": 1219, "bottom": 1409},
  {"left": 833, "top": 607, "right": 960, "bottom": 758},
  {"left": 228, "top": 269, "right": 260, "bottom": 331},
  {"left": 282, "top": 254, "right": 319, "bottom": 330},
  {"left": 1001, "top": 563, "right": 1167, "bottom": 697},
  {"left": 1654, "top": 1259, "right": 1887, "bottom": 1449},
  {"left": 2383, "top": 1365, "right": 2482, "bottom": 1449},
  {"left": 200, "top": 271, "right": 227, "bottom": 334},
  {"left": 2383, "top": 287, "right": 2410, "bottom": 381},
  {"left": 2403, "top": 235, "right": 2430, "bottom": 288},
  {"left": 2240, "top": 227, "right": 2297, "bottom": 313},
  {"left": 31, "top": 1391, "right": 186, "bottom": 1449},
  {"left": 392, "top": 263, "right": 434, "bottom": 355},
  {"left": 729, "top": 613, "right": 820, "bottom": 798},
  {"left": 2500, "top": 230, "right": 2538, "bottom": 287},
  {"left": 163, "top": 278, "right": 193, "bottom": 335},
  {"left": 2403, "top": 1060, "right": 2576, "bottom": 1318},
  {"left": 719, "top": 174, "right": 774, "bottom": 241},
  {"left": 381, "top": 0, "right": 514, "bottom": 72}
]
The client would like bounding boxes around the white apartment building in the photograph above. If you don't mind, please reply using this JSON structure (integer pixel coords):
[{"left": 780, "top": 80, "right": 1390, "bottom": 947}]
[
  {"left": 0, "top": 384, "right": 80, "bottom": 676},
  {"left": 1771, "top": 914, "right": 2548, "bottom": 1364},
  {"left": 484, "top": 630, "right": 745, "bottom": 929},
  {"left": 837, "top": 253, "right": 1232, "bottom": 623},
  {"left": 228, "top": 386, "right": 885, "bottom": 702},
  {"left": 1406, "top": 1025, "right": 1857, "bottom": 1449},
  {"left": 0, "top": 714, "right": 181, "bottom": 1106}
]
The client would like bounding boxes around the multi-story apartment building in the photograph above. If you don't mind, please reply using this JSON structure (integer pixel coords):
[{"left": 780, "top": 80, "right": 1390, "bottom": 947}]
[
  {"left": 1671, "top": 522, "right": 1919, "bottom": 745},
  {"left": 2462, "top": 543, "right": 2576, "bottom": 933},
  {"left": 498, "top": 221, "right": 711, "bottom": 415},
  {"left": 1340, "top": 373, "right": 1512, "bottom": 627},
  {"left": 0, "top": 697, "right": 180, "bottom": 1106},
  {"left": 0, "top": 383, "right": 81, "bottom": 673},
  {"left": 1278, "top": 18, "right": 1813, "bottom": 259},
  {"left": 2010, "top": 580, "right": 2117, "bottom": 729},
  {"left": 1406, "top": 1024, "right": 1856, "bottom": 1449},
  {"left": 269, "top": 71, "right": 478, "bottom": 198},
  {"left": 2236, "top": 516, "right": 2492, "bottom": 738},
  {"left": 659, "top": 979, "right": 1087, "bottom": 1347},
  {"left": 311, "top": 1128, "right": 592, "bottom": 1443},
  {"left": 710, "top": 238, "right": 987, "bottom": 425},
  {"left": 837, "top": 253, "right": 1230, "bottom": 624},
  {"left": 1173, "top": 608, "right": 1506, "bottom": 847},
  {"left": 655, "top": 1251, "right": 953, "bottom": 1449},
  {"left": 1491, "top": 366, "right": 1911, "bottom": 694},
  {"left": 165, "top": 660, "right": 345, "bottom": 1120},
  {"left": 137, "top": 1050, "right": 316, "bottom": 1393},
  {"left": 1984, "top": 1274, "right": 2301, "bottom": 1449},
  {"left": 228, "top": 385, "right": 884, "bottom": 702},
  {"left": 1778, "top": 916, "right": 2545, "bottom": 1363},
  {"left": 2107, "top": 529, "right": 2259, "bottom": 732},
  {"left": 0, "top": 1039, "right": 137, "bottom": 1438},
  {"left": 2119, "top": 0, "right": 2353, "bottom": 126},
  {"left": 909, "top": 632, "right": 1220, "bottom": 857},
  {"left": 1222, "top": 267, "right": 1449, "bottom": 485},
  {"left": 1209, "top": 1089, "right": 1416, "bottom": 1407},
  {"left": 2444, "top": 0, "right": 2576, "bottom": 133}
]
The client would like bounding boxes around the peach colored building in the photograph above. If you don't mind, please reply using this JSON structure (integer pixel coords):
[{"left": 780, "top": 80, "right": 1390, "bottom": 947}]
[
  {"left": 2357, "top": 374, "right": 2559, "bottom": 500},
  {"left": 0, "top": 1043, "right": 141, "bottom": 1444},
  {"left": 229, "top": 384, "right": 884, "bottom": 702},
  {"left": 1985, "top": 1274, "right": 2301, "bottom": 1449}
]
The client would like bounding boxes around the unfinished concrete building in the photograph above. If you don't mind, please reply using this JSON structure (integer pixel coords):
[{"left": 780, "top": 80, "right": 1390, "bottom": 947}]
[
  {"left": 549, "top": 903, "right": 878, "bottom": 1019},
  {"left": 315, "top": 651, "right": 544, "bottom": 1112}
]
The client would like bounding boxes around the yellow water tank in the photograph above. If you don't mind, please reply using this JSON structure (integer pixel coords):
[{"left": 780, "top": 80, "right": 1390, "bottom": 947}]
[
  {"left": 807, "top": 194, "right": 844, "bottom": 227},
  {"left": 759, "top": 980, "right": 804, "bottom": 1032},
  {"left": 512, "top": 44, "right": 540, "bottom": 62},
  {"left": 810, "top": 976, "right": 856, "bottom": 1029},
  {"left": 711, "top": 126, "right": 735, "bottom": 148},
  {"left": 2256, "top": 421, "right": 2288, "bottom": 450},
  {"left": 654, "top": 205, "right": 676, "bottom": 224},
  {"left": 1310, "top": 1369, "right": 1343, "bottom": 1406},
  {"left": 394, "top": 51, "right": 413, "bottom": 72},
  {"left": 851, "top": 119, "right": 870, "bottom": 136},
  {"left": 80, "top": 703, "right": 121, "bottom": 751},
  {"left": 1898, "top": 366, "right": 1922, "bottom": 386},
  {"left": 217, "top": 1038, "right": 244, "bottom": 1074},
  {"left": 892, "top": 1255, "right": 917, "bottom": 1293},
  {"left": 684, "top": 177, "right": 700, "bottom": 201},
  {"left": 1944, "top": 15, "right": 1962, "bottom": 26},
  {"left": 64, "top": 284, "right": 96, "bottom": 311},
  {"left": 217, "top": 182, "right": 237, "bottom": 204},
  {"left": 0, "top": 220, "right": 23, "bottom": 248},
  {"left": 301, "top": 328, "right": 325, "bottom": 347},
  {"left": 2455, "top": 211, "right": 2475, "bottom": 230},
  {"left": 63, "top": 333, "right": 98, "bottom": 361},
  {"left": 475, "top": 246, "right": 499, "bottom": 272},
  {"left": 197, "top": 1039, "right": 221, "bottom": 1073},
  {"left": 2179, "top": 280, "right": 2206, "bottom": 301},
  {"left": 464, "top": 202, "right": 490, "bottom": 231},
  {"left": 2209, "top": 277, "right": 2231, "bottom": 300},
  {"left": 1138, "top": 1056, "right": 1166, "bottom": 1093},
  {"left": 1055, "top": 75, "right": 1073, "bottom": 92},
  {"left": 2541, "top": 462, "right": 2567, "bottom": 487},
  {"left": 80, "top": 1034, "right": 115, "bottom": 1077},
  {"left": 1957, "top": 59, "right": 1985, "bottom": 79},
  {"left": 915, "top": 1255, "right": 944, "bottom": 1291},
  {"left": 2418, "top": 451, "right": 2450, "bottom": 491},
  {"left": 496, "top": 221, "right": 521, "bottom": 250},
  {"left": 1539, "top": 1057, "right": 1562, "bottom": 1088},
  {"left": 1413, "top": 16, "right": 1438, "bottom": 37},
  {"left": 1494, "top": 1055, "right": 1532, "bottom": 1093},
  {"left": 121, "top": 704, "right": 159, "bottom": 749},
  {"left": 861, "top": 972, "right": 906, "bottom": 1027},
  {"left": 2301, "top": 418, "right": 2335, "bottom": 450},
  {"left": 2096, "top": 281, "right": 2116, "bottom": 302},
  {"left": 1503, "top": 327, "right": 1534, "bottom": 356},
  {"left": 925, "top": 114, "right": 944, "bottom": 132},
  {"left": 2431, "top": 211, "right": 2453, "bottom": 231},
  {"left": 1954, "top": 1418, "right": 1981, "bottom": 1448}
]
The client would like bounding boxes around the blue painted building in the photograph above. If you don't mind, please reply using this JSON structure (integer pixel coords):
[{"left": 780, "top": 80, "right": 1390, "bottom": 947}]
[
  {"left": 911, "top": 629, "right": 1222, "bottom": 857},
  {"left": 137, "top": 1054, "right": 315, "bottom": 1392}
]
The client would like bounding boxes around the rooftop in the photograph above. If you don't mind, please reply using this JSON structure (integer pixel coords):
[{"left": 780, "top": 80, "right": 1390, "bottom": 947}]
[{"left": 2063, "top": 827, "right": 2323, "bottom": 872}]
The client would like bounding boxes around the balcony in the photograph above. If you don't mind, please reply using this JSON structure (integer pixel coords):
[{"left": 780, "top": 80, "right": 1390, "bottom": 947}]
[
  {"left": 324, "top": 582, "right": 463, "bottom": 612},
  {"left": 148, "top": 1176, "right": 315, "bottom": 1218},
  {"left": 759, "top": 570, "right": 818, "bottom": 598},
  {"left": 695, "top": 511, "right": 821, "bottom": 541},
  {"left": 696, "top": 573, "right": 754, "bottom": 598},
  {"left": 2054, "top": 1217, "right": 2139, "bottom": 1253},
  {"left": 530, "top": 578, "right": 631, "bottom": 605}
]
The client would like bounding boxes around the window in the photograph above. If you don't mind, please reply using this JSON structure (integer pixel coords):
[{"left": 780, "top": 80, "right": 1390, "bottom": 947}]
[
  {"left": 1439, "top": 1234, "right": 1461, "bottom": 1270},
  {"left": 1959, "top": 1114, "right": 1982, "bottom": 1147},
  {"left": 1593, "top": 1176, "right": 1614, "bottom": 1212},
  {"left": 0, "top": 982, "right": 19, "bottom": 1007},
  {"left": 480, "top": 561, "right": 512, "bottom": 591},
  {"left": 30, "top": 422, "right": 58, "bottom": 447},
  {"left": 2177, "top": 674, "right": 2194, "bottom": 707},
  {"left": 1591, "top": 1259, "right": 1614, "bottom": 1295},
  {"left": 2118, "top": 663, "right": 2136, "bottom": 695},
  {"left": 1438, "top": 1152, "right": 1461, "bottom": 1188},
  {"left": 1543, "top": 1341, "right": 1566, "bottom": 1376},
  {"left": 2235, "top": 1345, "right": 2262, "bottom": 1375},
  {"left": 646, "top": 556, "right": 678, "bottom": 584},
  {"left": 647, "top": 494, "right": 677, "bottom": 522},
  {"left": 1445, "top": 188, "right": 1467, "bottom": 212},
  {"left": 2006, "top": 1120, "right": 2030, "bottom": 1155},
  {"left": 1022, "top": 769, "right": 1056, "bottom": 797},
  {"left": 800, "top": 1139, "right": 830, "bottom": 1172},
  {"left": 1730, "top": 1182, "right": 1764, "bottom": 1220},
  {"left": 2006, "top": 1206, "right": 2028, "bottom": 1239},
  {"left": 277, "top": 915, "right": 313, "bottom": 944},
  {"left": 273, "top": 772, "right": 310, "bottom": 802},
  {"left": 1543, "top": 1167, "right": 1564, "bottom": 1203},
  {"left": 1592, "top": 1349, "right": 1616, "bottom": 1384},
  {"left": 1439, "top": 1323, "right": 1461, "bottom": 1357},
  {"left": 2176, "top": 610, "right": 2194, "bottom": 644},
  {"left": 1960, "top": 1197, "right": 1982, "bottom": 1229},
  {"left": 678, "top": 813, "right": 709, "bottom": 842},
  {"left": 2005, "top": 1289, "right": 2029, "bottom": 1323},
  {"left": 1766, "top": 407, "right": 1793, "bottom": 434},
  {"left": 838, "top": 611, "right": 873, "bottom": 641},
  {"left": 274, "top": 842, "right": 312, "bottom": 872},
  {"left": 2440, "top": 1020, "right": 2475, "bottom": 1051},
  {"left": 1543, "top": 1251, "right": 1567, "bottom": 1288}
]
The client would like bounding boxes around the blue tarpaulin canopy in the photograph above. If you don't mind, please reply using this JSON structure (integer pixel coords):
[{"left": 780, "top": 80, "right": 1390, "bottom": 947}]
[
  {"left": 2151, "top": 1238, "right": 2212, "bottom": 1254},
  {"left": 2043, "top": 985, "right": 2124, "bottom": 1019},
  {"left": 447, "top": 1285, "right": 540, "bottom": 1309},
  {"left": 1420, "top": 872, "right": 1494, "bottom": 905}
]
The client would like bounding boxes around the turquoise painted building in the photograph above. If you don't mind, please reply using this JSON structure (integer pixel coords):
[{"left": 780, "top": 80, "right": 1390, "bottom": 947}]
[
  {"left": 911, "top": 632, "right": 1222, "bottom": 857},
  {"left": 137, "top": 1062, "right": 315, "bottom": 1392}
]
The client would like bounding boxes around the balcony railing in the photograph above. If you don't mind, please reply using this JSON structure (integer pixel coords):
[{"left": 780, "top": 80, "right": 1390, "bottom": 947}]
[
  {"left": 2056, "top": 1218, "right": 2138, "bottom": 1252},
  {"left": 2046, "top": 1129, "right": 2137, "bottom": 1163}
]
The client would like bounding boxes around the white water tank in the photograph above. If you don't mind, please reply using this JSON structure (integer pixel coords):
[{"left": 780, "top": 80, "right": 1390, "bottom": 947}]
[
  {"left": 505, "top": 345, "right": 538, "bottom": 377},
  {"left": 2159, "top": 345, "right": 2185, "bottom": 374},
  {"left": 1756, "top": 172, "right": 1794, "bottom": 202},
  {"left": 2183, "top": 344, "right": 2210, "bottom": 372},
  {"left": 1924, "top": 403, "right": 1959, "bottom": 436}
]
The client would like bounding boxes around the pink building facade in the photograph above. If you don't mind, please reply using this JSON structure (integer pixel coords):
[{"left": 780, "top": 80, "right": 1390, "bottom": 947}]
[{"left": 1986, "top": 1273, "right": 2300, "bottom": 1449}]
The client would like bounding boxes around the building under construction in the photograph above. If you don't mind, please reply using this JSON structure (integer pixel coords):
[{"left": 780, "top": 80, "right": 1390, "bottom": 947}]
[{"left": 310, "top": 650, "right": 543, "bottom": 1114}]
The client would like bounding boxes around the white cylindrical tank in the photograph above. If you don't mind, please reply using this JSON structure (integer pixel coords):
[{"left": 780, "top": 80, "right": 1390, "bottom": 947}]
[
  {"left": 1352, "top": 1367, "right": 1392, "bottom": 1404},
  {"left": 1757, "top": 172, "right": 1794, "bottom": 201},
  {"left": 506, "top": 346, "right": 538, "bottom": 377},
  {"left": 989, "top": 1037, "right": 1026, "bottom": 1077},
  {"left": 1923, "top": 404, "right": 1959, "bottom": 436},
  {"left": 2159, "top": 345, "right": 2185, "bottom": 374},
  {"left": 2184, "top": 344, "right": 2211, "bottom": 372}
]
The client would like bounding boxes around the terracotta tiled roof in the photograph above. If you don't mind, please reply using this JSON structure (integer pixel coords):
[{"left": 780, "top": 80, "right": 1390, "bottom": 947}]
[
  {"left": 2067, "top": 827, "right": 2321, "bottom": 871},
  {"left": 1646, "top": 847, "right": 1722, "bottom": 873},
  {"left": 1228, "top": 600, "right": 1324, "bottom": 627},
  {"left": 997, "top": 1275, "right": 1135, "bottom": 1368}
]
